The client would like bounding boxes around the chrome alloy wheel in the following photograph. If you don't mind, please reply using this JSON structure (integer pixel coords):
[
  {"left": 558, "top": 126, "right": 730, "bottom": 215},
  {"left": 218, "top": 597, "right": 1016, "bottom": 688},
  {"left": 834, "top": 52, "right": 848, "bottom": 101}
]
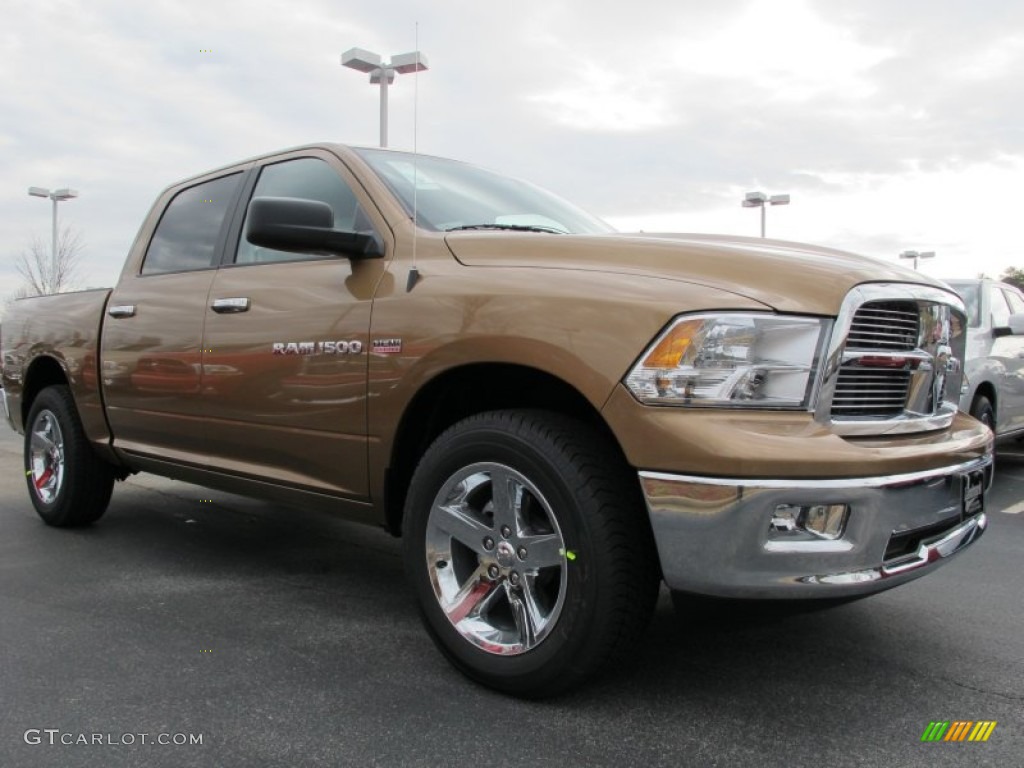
[
  {"left": 29, "top": 409, "right": 65, "bottom": 505},
  {"left": 425, "top": 462, "right": 568, "bottom": 655}
]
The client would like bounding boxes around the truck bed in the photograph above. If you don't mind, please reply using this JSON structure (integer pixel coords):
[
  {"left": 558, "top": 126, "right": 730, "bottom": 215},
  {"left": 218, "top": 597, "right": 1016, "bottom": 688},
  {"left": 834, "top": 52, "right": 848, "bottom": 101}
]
[{"left": 2, "top": 288, "right": 112, "bottom": 440}]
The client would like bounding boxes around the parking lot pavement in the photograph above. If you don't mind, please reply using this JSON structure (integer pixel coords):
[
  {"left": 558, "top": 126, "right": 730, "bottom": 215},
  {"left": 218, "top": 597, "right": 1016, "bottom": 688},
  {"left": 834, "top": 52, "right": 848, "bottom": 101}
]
[
  {"left": 993, "top": 441, "right": 1024, "bottom": 513},
  {"left": 1, "top": 428, "right": 1021, "bottom": 768}
]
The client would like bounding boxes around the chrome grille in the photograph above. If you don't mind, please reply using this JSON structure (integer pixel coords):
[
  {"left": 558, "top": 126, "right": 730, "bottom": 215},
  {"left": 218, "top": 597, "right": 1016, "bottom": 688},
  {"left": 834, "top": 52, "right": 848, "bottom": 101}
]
[
  {"left": 831, "top": 368, "right": 911, "bottom": 416},
  {"left": 832, "top": 301, "right": 920, "bottom": 418},
  {"left": 819, "top": 284, "right": 966, "bottom": 435},
  {"left": 845, "top": 301, "right": 919, "bottom": 350}
]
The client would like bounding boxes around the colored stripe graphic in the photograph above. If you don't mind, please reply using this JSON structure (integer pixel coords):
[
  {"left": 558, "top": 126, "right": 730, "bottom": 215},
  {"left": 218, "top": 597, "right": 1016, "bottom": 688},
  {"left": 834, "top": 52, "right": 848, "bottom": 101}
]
[
  {"left": 921, "top": 720, "right": 996, "bottom": 742},
  {"left": 968, "top": 722, "right": 997, "bottom": 742},
  {"left": 921, "top": 722, "right": 949, "bottom": 741},
  {"left": 944, "top": 721, "right": 972, "bottom": 741}
]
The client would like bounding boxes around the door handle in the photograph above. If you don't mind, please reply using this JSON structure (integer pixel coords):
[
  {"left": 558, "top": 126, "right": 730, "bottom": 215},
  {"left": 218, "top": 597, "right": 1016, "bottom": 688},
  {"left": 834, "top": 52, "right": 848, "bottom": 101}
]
[
  {"left": 211, "top": 297, "right": 251, "bottom": 314},
  {"left": 107, "top": 304, "right": 136, "bottom": 318}
]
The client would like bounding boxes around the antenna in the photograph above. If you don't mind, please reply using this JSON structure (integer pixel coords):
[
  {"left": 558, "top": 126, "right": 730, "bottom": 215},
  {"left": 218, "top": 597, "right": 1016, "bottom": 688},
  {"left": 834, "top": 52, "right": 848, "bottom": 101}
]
[{"left": 406, "top": 22, "right": 422, "bottom": 292}]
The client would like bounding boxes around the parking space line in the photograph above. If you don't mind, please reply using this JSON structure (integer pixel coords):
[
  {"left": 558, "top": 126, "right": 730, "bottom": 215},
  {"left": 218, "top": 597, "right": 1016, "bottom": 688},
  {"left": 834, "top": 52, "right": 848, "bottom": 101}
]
[{"left": 1002, "top": 501, "right": 1024, "bottom": 515}]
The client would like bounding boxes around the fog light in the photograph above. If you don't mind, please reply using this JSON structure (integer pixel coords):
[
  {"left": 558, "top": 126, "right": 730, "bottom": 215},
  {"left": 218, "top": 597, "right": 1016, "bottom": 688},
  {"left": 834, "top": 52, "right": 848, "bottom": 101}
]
[
  {"left": 803, "top": 504, "right": 848, "bottom": 539},
  {"left": 770, "top": 504, "right": 849, "bottom": 540}
]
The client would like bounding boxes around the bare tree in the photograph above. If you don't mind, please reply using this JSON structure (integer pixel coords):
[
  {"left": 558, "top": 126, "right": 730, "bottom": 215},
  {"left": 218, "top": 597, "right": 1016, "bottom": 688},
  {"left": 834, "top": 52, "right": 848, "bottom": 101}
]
[
  {"left": 1001, "top": 266, "right": 1024, "bottom": 292},
  {"left": 15, "top": 226, "right": 84, "bottom": 296}
]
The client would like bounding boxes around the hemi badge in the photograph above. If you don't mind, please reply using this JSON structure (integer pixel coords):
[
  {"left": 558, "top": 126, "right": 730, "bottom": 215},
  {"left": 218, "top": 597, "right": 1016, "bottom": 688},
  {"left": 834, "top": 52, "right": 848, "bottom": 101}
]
[{"left": 372, "top": 338, "right": 402, "bottom": 354}]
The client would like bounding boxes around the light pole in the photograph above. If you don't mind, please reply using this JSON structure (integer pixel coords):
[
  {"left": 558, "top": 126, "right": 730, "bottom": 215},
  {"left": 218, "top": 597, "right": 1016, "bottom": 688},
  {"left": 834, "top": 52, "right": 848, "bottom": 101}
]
[
  {"left": 341, "top": 47, "right": 428, "bottom": 148},
  {"left": 742, "top": 191, "right": 790, "bottom": 238},
  {"left": 28, "top": 186, "right": 78, "bottom": 292},
  {"left": 899, "top": 250, "right": 935, "bottom": 271}
]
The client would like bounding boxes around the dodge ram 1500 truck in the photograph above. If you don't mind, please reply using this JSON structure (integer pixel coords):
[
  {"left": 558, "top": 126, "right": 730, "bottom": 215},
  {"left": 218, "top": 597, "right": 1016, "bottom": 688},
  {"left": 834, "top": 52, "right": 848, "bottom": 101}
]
[{"left": 2, "top": 144, "right": 993, "bottom": 696}]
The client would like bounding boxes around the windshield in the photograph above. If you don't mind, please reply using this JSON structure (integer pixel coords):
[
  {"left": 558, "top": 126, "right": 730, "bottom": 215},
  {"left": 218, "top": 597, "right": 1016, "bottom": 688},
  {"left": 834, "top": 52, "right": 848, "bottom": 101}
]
[
  {"left": 947, "top": 281, "right": 981, "bottom": 327},
  {"left": 354, "top": 148, "right": 614, "bottom": 235}
]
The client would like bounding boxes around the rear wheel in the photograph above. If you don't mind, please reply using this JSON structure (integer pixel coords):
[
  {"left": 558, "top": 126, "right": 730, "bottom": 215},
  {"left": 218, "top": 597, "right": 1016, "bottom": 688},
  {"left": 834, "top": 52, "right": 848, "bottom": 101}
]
[
  {"left": 25, "top": 385, "right": 115, "bottom": 526},
  {"left": 970, "top": 395, "right": 995, "bottom": 432},
  {"left": 403, "top": 410, "right": 659, "bottom": 697}
]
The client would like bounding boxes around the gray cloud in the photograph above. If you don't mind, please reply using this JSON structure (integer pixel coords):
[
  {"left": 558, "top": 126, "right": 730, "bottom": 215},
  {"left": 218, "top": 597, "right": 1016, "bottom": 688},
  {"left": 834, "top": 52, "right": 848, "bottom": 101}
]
[{"left": 2, "top": 0, "right": 1022, "bottom": 297}]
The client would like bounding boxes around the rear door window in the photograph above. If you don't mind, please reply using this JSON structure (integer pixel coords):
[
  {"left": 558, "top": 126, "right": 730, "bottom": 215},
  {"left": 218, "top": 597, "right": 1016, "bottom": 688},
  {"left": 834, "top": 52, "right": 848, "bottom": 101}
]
[
  {"left": 989, "top": 285, "right": 1012, "bottom": 327},
  {"left": 142, "top": 173, "right": 242, "bottom": 275},
  {"left": 1003, "top": 288, "right": 1024, "bottom": 315}
]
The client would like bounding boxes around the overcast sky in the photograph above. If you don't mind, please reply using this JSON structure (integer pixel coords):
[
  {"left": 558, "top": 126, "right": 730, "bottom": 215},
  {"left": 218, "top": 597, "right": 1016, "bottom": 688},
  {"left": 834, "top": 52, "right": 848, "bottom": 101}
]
[{"left": 3, "top": 0, "right": 1023, "bottom": 300}]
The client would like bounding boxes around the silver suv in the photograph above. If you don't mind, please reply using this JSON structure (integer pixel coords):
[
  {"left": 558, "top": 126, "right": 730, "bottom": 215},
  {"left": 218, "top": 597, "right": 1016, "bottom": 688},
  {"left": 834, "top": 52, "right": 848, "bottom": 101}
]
[{"left": 947, "top": 278, "right": 1024, "bottom": 437}]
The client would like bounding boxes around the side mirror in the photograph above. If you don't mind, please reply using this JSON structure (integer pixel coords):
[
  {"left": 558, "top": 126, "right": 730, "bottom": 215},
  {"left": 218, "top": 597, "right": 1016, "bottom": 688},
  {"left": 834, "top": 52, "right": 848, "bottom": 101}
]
[{"left": 246, "top": 197, "right": 383, "bottom": 259}]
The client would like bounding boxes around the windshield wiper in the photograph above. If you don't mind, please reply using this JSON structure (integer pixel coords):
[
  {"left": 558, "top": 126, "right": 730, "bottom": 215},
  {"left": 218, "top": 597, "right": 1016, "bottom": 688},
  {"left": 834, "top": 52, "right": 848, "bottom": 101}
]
[{"left": 445, "top": 223, "right": 567, "bottom": 234}]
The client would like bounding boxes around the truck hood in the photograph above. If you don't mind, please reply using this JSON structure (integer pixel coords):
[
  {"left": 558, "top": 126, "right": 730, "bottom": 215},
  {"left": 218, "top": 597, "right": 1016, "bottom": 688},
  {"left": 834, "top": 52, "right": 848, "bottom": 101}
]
[{"left": 445, "top": 231, "right": 952, "bottom": 315}]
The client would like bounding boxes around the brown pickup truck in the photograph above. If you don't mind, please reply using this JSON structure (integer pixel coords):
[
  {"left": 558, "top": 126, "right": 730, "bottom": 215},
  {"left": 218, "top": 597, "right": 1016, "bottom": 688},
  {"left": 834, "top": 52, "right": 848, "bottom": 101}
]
[{"left": 2, "top": 144, "right": 993, "bottom": 696}]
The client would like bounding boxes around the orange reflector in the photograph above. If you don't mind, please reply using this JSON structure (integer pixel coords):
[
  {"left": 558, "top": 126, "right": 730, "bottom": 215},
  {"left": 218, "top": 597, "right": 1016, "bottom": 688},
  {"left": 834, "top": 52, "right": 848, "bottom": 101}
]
[{"left": 642, "top": 319, "right": 703, "bottom": 368}]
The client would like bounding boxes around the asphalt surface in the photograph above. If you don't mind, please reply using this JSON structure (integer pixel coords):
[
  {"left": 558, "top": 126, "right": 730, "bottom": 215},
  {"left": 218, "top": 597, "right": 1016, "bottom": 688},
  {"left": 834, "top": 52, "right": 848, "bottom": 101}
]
[{"left": 1, "top": 427, "right": 1022, "bottom": 768}]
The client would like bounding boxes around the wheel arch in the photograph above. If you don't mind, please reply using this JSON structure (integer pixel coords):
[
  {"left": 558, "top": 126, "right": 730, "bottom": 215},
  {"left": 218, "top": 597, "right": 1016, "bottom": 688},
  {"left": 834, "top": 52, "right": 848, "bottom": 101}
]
[
  {"left": 971, "top": 381, "right": 997, "bottom": 421},
  {"left": 383, "top": 363, "right": 629, "bottom": 536},
  {"left": 21, "top": 355, "right": 70, "bottom": 429}
]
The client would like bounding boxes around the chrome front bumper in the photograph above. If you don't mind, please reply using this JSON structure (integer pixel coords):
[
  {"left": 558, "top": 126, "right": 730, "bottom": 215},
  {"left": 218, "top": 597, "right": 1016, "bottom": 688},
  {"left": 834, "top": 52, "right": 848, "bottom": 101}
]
[{"left": 640, "top": 456, "right": 993, "bottom": 598}]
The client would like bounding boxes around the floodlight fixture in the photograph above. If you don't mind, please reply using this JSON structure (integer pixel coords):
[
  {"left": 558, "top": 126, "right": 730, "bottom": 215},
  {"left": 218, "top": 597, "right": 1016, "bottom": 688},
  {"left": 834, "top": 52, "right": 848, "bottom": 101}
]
[
  {"left": 341, "top": 48, "right": 382, "bottom": 73},
  {"left": 742, "top": 190, "right": 791, "bottom": 237},
  {"left": 899, "top": 250, "right": 936, "bottom": 271},
  {"left": 341, "top": 46, "right": 429, "bottom": 147},
  {"left": 369, "top": 69, "right": 396, "bottom": 85},
  {"left": 390, "top": 51, "right": 428, "bottom": 75},
  {"left": 27, "top": 185, "right": 80, "bottom": 292}
]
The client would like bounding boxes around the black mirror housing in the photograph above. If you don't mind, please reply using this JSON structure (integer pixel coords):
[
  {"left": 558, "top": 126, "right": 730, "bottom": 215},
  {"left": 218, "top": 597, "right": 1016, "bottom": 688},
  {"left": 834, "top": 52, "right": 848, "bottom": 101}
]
[{"left": 246, "top": 197, "right": 383, "bottom": 259}]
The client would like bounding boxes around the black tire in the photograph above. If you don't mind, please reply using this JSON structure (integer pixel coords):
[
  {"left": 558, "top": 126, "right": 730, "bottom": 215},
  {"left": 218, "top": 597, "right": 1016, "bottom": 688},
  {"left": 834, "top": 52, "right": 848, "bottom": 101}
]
[
  {"left": 970, "top": 395, "right": 995, "bottom": 432},
  {"left": 24, "top": 385, "right": 115, "bottom": 526},
  {"left": 402, "top": 410, "right": 660, "bottom": 697}
]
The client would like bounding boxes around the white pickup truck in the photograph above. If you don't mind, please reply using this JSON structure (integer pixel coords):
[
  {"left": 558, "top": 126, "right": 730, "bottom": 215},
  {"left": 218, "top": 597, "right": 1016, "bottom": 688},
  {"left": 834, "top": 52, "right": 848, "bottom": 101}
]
[{"left": 947, "top": 278, "right": 1024, "bottom": 437}]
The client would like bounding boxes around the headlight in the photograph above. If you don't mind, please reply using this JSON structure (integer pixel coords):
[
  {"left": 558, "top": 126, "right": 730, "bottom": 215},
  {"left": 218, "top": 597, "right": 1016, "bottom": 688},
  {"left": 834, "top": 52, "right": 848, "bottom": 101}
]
[{"left": 624, "top": 313, "right": 828, "bottom": 408}]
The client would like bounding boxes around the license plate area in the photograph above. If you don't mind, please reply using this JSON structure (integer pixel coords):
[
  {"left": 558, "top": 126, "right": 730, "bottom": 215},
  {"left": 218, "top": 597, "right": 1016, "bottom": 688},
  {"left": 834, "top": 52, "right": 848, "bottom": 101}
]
[{"left": 961, "top": 469, "right": 985, "bottom": 518}]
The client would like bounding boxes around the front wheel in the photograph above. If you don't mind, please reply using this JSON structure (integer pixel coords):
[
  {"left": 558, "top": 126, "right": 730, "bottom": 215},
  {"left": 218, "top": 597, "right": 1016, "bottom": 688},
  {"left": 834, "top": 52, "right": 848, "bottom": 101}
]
[
  {"left": 970, "top": 395, "right": 995, "bottom": 432},
  {"left": 402, "top": 410, "right": 660, "bottom": 697},
  {"left": 25, "top": 385, "right": 115, "bottom": 526}
]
